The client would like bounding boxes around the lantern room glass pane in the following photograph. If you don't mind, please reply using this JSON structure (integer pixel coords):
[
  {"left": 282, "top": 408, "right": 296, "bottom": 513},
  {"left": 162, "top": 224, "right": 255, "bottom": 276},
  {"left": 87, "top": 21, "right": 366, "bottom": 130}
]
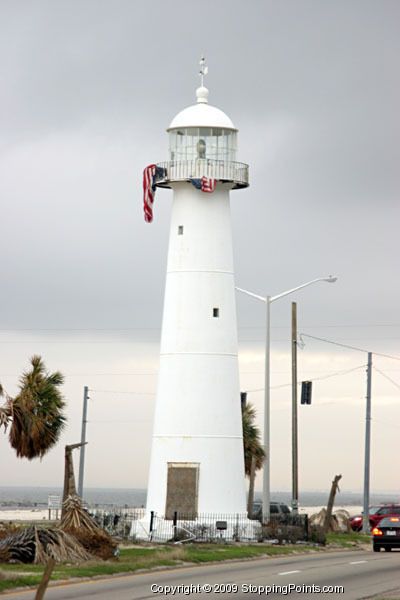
[{"left": 169, "top": 128, "right": 237, "bottom": 162}]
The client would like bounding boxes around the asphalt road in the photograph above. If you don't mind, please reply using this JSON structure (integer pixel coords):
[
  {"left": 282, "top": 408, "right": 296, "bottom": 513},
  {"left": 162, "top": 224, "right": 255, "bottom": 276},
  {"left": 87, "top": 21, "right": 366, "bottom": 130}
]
[{"left": 2, "top": 549, "right": 400, "bottom": 599}]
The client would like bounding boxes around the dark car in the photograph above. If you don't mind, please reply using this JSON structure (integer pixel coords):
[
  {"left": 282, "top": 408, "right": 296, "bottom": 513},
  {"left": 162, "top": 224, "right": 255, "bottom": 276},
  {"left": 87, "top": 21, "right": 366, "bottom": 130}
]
[
  {"left": 350, "top": 505, "right": 400, "bottom": 531},
  {"left": 372, "top": 517, "right": 400, "bottom": 551},
  {"left": 251, "top": 501, "right": 291, "bottom": 522}
]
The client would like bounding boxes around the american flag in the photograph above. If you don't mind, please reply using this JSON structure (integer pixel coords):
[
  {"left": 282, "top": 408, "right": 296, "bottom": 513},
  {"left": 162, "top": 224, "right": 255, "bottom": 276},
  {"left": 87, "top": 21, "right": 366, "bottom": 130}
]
[
  {"left": 143, "top": 164, "right": 166, "bottom": 222},
  {"left": 190, "top": 176, "right": 217, "bottom": 193}
]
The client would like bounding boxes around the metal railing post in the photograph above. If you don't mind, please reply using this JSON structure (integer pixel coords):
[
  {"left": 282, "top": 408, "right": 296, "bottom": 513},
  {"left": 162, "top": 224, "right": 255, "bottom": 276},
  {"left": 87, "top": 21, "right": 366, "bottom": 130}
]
[
  {"left": 173, "top": 511, "right": 178, "bottom": 542},
  {"left": 149, "top": 511, "right": 154, "bottom": 533}
]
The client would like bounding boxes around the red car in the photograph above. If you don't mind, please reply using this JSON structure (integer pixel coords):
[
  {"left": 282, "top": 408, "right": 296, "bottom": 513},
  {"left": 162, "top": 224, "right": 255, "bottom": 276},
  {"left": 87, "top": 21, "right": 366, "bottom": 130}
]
[{"left": 350, "top": 505, "right": 400, "bottom": 531}]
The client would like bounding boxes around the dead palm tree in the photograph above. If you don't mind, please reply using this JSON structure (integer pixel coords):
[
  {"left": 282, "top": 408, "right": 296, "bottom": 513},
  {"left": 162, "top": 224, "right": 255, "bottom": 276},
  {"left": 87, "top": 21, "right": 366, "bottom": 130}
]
[
  {"left": 0, "top": 355, "right": 66, "bottom": 459},
  {"left": 242, "top": 401, "right": 265, "bottom": 517}
]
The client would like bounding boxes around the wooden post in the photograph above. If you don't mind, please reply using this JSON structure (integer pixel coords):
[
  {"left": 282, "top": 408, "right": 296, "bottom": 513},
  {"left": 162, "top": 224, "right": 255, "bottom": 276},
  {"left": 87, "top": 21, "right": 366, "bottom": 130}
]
[
  {"left": 362, "top": 352, "right": 372, "bottom": 533},
  {"left": 62, "top": 442, "right": 87, "bottom": 518},
  {"left": 323, "top": 474, "right": 342, "bottom": 533},
  {"left": 78, "top": 386, "right": 89, "bottom": 498},
  {"left": 291, "top": 302, "right": 299, "bottom": 513},
  {"left": 34, "top": 558, "right": 55, "bottom": 600}
]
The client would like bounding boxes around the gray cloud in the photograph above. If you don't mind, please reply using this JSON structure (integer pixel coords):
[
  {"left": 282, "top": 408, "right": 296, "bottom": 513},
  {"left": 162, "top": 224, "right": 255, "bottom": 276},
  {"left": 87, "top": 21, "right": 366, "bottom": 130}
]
[{"left": 1, "top": 0, "right": 399, "bottom": 491}]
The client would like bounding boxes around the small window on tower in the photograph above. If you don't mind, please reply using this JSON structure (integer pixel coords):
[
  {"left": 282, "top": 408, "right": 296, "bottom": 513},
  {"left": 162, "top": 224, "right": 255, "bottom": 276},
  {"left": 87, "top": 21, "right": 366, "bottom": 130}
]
[
  {"left": 178, "top": 225, "right": 184, "bottom": 235},
  {"left": 213, "top": 308, "right": 220, "bottom": 318}
]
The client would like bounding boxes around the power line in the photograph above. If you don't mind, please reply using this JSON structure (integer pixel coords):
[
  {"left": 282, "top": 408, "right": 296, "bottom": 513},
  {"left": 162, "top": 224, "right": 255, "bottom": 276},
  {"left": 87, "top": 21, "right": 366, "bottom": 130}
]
[
  {"left": 245, "top": 364, "right": 366, "bottom": 393},
  {"left": 0, "top": 341, "right": 162, "bottom": 344},
  {"left": 372, "top": 418, "right": 400, "bottom": 430},
  {"left": 299, "top": 333, "right": 372, "bottom": 354},
  {"left": 4, "top": 366, "right": 390, "bottom": 378},
  {"left": 0, "top": 372, "right": 158, "bottom": 377},
  {"left": 1, "top": 322, "right": 400, "bottom": 331},
  {"left": 240, "top": 337, "right": 400, "bottom": 343},
  {"left": 299, "top": 332, "right": 400, "bottom": 361},
  {"left": 90, "top": 365, "right": 366, "bottom": 397},
  {"left": 89, "top": 389, "right": 155, "bottom": 396},
  {"left": 1, "top": 332, "right": 399, "bottom": 344},
  {"left": 89, "top": 419, "right": 152, "bottom": 424},
  {"left": 373, "top": 368, "right": 400, "bottom": 392}
]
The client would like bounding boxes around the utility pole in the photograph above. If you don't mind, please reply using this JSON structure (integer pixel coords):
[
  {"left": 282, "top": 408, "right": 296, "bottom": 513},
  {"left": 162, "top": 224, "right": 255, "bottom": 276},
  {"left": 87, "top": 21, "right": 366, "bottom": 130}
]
[
  {"left": 362, "top": 353, "right": 372, "bottom": 533},
  {"left": 291, "top": 302, "right": 298, "bottom": 514},
  {"left": 77, "top": 386, "right": 89, "bottom": 499}
]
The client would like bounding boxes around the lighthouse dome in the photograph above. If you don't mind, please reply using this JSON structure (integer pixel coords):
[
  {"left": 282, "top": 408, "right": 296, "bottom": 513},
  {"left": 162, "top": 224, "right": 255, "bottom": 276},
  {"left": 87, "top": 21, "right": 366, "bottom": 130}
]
[{"left": 168, "top": 86, "right": 236, "bottom": 131}]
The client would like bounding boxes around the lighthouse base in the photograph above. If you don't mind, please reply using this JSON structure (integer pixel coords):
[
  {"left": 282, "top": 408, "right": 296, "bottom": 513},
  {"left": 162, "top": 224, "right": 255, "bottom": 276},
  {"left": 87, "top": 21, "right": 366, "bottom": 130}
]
[{"left": 132, "top": 513, "right": 261, "bottom": 543}]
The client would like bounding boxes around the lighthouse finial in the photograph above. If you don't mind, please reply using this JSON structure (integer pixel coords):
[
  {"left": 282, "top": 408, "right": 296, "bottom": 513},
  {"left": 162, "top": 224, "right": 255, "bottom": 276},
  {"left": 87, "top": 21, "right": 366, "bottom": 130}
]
[{"left": 199, "top": 56, "right": 208, "bottom": 87}]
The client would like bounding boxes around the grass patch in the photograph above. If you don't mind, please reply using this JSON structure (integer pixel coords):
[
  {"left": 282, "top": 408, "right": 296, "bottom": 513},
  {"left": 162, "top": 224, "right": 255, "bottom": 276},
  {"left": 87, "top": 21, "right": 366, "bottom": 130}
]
[
  {"left": 183, "top": 544, "right": 319, "bottom": 563},
  {"left": 0, "top": 536, "right": 364, "bottom": 593},
  {"left": 0, "top": 576, "right": 43, "bottom": 593},
  {"left": 326, "top": 532, "right": 370, "bottom": 548},
  {"left": 0, "top": 543, "right": 316, "bottom": 591}
]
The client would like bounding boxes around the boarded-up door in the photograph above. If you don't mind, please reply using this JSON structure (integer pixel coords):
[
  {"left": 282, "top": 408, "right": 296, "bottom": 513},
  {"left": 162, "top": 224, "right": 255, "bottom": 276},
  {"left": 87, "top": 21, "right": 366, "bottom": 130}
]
[{"left": 165, "top": 462, "right": 199, "bottom": 519}]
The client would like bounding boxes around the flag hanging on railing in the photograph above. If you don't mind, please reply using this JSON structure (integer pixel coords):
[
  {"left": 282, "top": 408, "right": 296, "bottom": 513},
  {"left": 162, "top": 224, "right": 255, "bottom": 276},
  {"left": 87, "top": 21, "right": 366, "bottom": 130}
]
[
  {"left": 143, "top": 164, "right": 166, "bottom": 222},
  {"left": 190, "top": 177, "right": 217, "bottom": 193},
  {"left": 143, "top": 164, "right": 157, "bottom": 223}
]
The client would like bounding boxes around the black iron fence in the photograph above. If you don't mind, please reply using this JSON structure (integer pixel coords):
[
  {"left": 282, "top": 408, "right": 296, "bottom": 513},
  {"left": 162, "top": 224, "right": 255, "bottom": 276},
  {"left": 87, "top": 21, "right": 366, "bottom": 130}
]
[
  {"left": 130, "top": 511, "right": 309, "bottom": 543},
  {"left": 86, "top": 507, "right": 309, "bottom": 543},
  {"left": 139, "top": 512, "right": 260, "bottom": 543},
  {"left": 88, "top": 507, "right": 146, "bottom": 539}
]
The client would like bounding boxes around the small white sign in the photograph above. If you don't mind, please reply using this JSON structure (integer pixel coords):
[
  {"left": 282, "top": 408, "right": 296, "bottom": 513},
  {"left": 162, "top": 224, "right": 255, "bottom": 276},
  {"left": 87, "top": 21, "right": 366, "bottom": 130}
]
[{"left": 48, "top": 495, "right": 61, "bottom": 509}]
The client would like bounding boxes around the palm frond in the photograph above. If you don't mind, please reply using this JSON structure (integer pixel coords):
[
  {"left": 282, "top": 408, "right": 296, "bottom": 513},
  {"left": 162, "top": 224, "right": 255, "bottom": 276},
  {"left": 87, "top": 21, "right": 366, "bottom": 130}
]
[{"left": 7, "top": 356, "right": 66, "bottom": 460}]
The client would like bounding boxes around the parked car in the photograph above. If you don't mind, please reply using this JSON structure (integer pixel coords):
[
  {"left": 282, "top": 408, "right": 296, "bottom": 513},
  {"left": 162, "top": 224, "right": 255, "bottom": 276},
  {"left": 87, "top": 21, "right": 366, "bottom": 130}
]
[
  {"left": 251, "top": 501, "right": 291, "bottom": 522},
  {"left": 372, "top": 517, "right": 400, "bottom": 552},
  {"left": 350, "top": 505, "right": 400, "bottom": 531}
]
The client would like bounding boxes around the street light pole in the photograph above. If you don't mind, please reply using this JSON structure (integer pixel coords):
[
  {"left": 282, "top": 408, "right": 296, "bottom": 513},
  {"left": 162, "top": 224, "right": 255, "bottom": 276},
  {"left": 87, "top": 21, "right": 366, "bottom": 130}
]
[
  {"left": 263, "top": 296, "right": 271, "bottom": 523},
  {"left": 236, "top": 275, "right": 337, "bottom": 523}
]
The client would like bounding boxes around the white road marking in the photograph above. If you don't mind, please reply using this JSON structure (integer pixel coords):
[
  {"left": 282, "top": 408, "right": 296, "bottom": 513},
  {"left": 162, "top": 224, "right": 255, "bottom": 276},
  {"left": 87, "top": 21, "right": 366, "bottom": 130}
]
[
  {"left": 279, "top": 570, "right": 301, "bottom": 575},
  {"left": 350, "top": 560, "right": 368, "bottom": 564}
]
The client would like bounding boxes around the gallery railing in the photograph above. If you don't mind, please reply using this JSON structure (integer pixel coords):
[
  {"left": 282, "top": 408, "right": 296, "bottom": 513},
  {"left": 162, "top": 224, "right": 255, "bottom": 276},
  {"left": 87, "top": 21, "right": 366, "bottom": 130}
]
[{"left": 154, "top": 159, "right": 249, "bottom": 189}]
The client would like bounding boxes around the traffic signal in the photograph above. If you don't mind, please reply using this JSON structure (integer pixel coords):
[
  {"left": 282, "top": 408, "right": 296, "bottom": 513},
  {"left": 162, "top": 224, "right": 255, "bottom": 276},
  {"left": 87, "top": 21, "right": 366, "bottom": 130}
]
[
  {"left": 240, "top": 392, "right": 247, "bottom": 409},
  {"left": 301, "top": 381, "right": 312, "bottom": 405}
]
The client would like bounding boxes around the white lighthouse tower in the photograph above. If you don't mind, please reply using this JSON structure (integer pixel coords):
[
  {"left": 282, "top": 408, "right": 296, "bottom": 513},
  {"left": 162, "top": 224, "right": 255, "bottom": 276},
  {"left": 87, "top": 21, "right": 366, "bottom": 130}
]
[{"left": 141, "top": 61, "right": 253, "bottom": 539}]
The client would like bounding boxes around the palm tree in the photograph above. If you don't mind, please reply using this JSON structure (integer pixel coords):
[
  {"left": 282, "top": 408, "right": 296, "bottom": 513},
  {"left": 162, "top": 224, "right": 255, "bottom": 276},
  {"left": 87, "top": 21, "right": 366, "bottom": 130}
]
[
  {"left": 242, "top": 401, "right": 265, "bottom": 517},
  {"left": 0, "top": 355, "right": 66, "bottom": 459}
]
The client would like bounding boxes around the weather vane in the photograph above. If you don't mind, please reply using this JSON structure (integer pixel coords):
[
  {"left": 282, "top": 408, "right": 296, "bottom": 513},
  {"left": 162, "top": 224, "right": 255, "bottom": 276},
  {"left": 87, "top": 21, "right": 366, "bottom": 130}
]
[{"left": 199, "top": 56, "right": 208, "bottom": 87}]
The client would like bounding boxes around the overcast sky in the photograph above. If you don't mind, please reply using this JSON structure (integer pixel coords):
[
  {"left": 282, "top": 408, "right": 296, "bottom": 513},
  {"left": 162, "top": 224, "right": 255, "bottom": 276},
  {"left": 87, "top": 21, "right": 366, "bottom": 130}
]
[{"left": 1, "top": 0, "right": 399, "bottom": 497}]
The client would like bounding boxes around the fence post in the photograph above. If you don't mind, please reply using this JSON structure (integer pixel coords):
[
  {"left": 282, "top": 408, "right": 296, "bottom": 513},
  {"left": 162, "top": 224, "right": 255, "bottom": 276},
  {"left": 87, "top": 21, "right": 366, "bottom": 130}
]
[
  {"left": 149, "top": 511, "right": 154, "bottom": 533},
  {"left": 173, "top": 511, "right": 178, "bottom": 542},
  {"left": 234, "top": 513, "right": 239, "bottom": 542}
]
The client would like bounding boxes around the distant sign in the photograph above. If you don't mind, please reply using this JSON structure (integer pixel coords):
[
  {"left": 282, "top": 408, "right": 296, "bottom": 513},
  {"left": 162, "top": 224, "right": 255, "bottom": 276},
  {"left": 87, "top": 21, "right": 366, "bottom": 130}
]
[{"left": 48, "top": 495, "right": 61, "bottom": 509}]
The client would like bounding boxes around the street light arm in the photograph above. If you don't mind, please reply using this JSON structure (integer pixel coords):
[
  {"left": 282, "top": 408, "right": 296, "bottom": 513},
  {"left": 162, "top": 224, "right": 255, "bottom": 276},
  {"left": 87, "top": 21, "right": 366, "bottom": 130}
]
[
  {"left": 236, "top": 276, "right": 337, "bottom": 305},
  {"left": 270, "top": 276, "right": 337, "bottom": 303},
  {"left": 235, "top": 286, "right": 266, "bottom": 303}
]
